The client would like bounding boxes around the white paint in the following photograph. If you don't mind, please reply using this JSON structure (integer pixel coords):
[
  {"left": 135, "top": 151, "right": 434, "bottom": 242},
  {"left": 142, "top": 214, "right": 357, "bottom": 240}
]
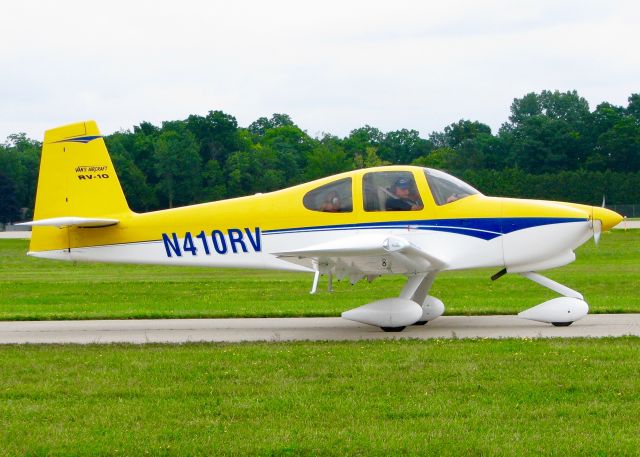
[
  {"left": 341, "top": 298, "right": 423, "bottom": 328},
  {"left": 18, "top": 217, "right": 119, "bottom": 228},
  {"left": 420, "top": 296, "right": 445, "bottom": 322},
  {"left": 519, "top": 272, "right": 584, "bottom": 300},
  {"left": 518, "top": 297, "right": 589, "bottom": 324}
]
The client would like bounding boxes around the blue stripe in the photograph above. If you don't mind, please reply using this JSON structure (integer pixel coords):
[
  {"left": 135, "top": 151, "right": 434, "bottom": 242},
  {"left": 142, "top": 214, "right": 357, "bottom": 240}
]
[
  {"left": 54, "top": 135, "right": 102, "bottom": 144},
  {"left": 262, "top": 217, "right": 586, "bottom": 241}
]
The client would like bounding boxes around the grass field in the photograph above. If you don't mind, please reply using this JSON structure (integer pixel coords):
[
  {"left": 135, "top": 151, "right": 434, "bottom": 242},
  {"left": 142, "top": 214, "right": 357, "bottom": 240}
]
[
  {"left": 0, "top": 230, "right": 638, "bottom": 320},
  {"left": 2, "top": 233, "right": 639, "bottom": 456},
  {"left": 0, "top": 338, "right": 639, "bottom": 456}
]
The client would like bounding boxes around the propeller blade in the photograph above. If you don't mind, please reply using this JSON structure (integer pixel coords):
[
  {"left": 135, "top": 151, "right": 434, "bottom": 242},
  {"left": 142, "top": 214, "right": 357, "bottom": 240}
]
[{"left": 593, "top": 219, "right": 602, "bottom": 245}]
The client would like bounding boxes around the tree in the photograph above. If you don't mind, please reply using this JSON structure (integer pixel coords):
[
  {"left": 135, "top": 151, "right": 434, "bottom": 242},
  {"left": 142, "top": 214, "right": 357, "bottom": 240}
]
[
  {"left": 412, "top": 147, "right": 458, "bottom": 170},
  {"left": 378, "top": 129, "right": 431, "bottom": 164},
  {"left": 261, "top": 125, "right": 315, "bottom": 185},
  {"left": 186, "top": 110, "right": 240, "bottom": 164},
  {"left": 503, "top": 91, "right": 592, "bottom": 172},
  {"left": 626, "top": 93, "right": 640, "bottom": 121},
  {"left": 509, "top": 90, "right": 590, "bottom": 127},
  {"left": 343, "top": 125, "right": 384, "bottom": 159},
  {"left": 248, "top": 113, "right": 295, "bottom": 136},
  {"left": 353, "top": 147, "right": 389, "bottom": 168},
  {"left": 153, "top": 128, "right": 202, "bottom": 208},
  {"left": 129, "top": 122, "right": 160, "bottom": 186},
  {"left": 107, "top": 137, "right": 157, "bottom": 211},
  {"left": 0, "top": 173, "right": 21, "bottom": 227},
  {"left": 201, "top": 159, "right": 227, "bottom": 202},
  {"left": 430, "top": 120, "right": 492, "bottom": 149},
  {"left": 426, "top": 120, "right": 495, "bottom": 171},
  {"left": 1, "top": 133, "right": 41, "bottom": 213},
  {"left": 596, "top": 117, "right": 640, "bottom": 172},
  {"left": 304, "top": 142, "right": 353, "bottom": 181},
  {"left": 225, "top": 145, "right": 286, "bottom": 197},
  {"left": 508, "top": 115, "right": 583, "bottom": 173},
  {"left": 508, "top": 92, "right": 542, "bottom": 124}
]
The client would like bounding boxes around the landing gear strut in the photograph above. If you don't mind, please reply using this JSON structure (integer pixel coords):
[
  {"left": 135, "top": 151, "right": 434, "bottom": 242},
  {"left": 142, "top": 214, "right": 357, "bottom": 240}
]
[{"left": 518, "top": 272, "right": 588, "bottom": 326}]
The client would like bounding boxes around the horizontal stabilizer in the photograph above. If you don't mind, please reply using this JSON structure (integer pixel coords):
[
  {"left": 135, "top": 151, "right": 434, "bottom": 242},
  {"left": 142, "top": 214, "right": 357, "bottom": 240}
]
[{"left": 18, "top": 217, "right": 119, "bottom": 228}]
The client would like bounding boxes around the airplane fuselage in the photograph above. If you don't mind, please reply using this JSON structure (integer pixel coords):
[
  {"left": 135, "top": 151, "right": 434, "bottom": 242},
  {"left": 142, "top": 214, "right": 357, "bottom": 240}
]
[{"left": 30, "top": 171, "right": 603, "bottom": 276}]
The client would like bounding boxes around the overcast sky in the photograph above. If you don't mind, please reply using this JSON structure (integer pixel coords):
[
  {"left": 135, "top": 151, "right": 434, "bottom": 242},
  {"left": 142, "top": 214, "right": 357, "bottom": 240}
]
[{"left": 1, "top": 0, "right": 638, "bottom": 141}]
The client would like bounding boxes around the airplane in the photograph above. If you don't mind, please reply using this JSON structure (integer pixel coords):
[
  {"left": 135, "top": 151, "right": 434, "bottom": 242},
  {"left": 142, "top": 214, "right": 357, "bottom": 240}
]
[{"left": 20, "top": 120, "right": 623, "bottom": 332}]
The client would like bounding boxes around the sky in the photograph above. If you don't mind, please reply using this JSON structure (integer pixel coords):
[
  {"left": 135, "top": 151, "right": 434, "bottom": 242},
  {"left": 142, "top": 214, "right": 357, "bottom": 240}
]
[{"left": 1, "top": 0, "right": 638, "bottom": 141}]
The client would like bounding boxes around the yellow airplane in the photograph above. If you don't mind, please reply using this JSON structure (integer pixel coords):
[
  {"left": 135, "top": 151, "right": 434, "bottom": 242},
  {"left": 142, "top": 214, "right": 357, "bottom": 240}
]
[{"left": 21, "top": 121, "right": 623, "bottom": 331}]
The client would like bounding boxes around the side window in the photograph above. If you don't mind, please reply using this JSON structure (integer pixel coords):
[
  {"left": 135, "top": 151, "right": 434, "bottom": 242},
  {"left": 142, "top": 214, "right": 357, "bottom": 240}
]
[
  {"left": 303, "top": 178, "right": 353, "bottom": 213},
  {"left": 363, "top": 171, "right": 423, "bottom": 212}
]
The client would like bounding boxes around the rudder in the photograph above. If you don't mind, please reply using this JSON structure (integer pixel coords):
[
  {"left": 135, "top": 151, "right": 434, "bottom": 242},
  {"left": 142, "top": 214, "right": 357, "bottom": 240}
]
[{"left": 28, "top": 121, "right": 132, "bottom": 253}]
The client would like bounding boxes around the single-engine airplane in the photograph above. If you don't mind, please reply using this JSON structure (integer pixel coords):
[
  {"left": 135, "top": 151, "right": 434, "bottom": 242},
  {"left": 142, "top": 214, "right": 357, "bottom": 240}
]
[{"left": 21, "top": 121, "right": 623, "bottom": 331}]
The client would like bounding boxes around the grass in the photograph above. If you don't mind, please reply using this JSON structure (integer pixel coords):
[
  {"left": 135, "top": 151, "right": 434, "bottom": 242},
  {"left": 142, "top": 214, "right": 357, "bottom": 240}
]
[
  {"left": 0, "top": 230, "right": 638, "bottom": 320},
  {"left": 2, "top": 234, "right": 639, "bottom": 456},
  {"left": 1, "top": 338, "right": 639, "bottom": 456}
]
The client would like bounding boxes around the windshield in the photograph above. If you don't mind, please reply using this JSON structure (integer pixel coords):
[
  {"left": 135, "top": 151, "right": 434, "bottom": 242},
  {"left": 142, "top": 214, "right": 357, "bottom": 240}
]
[{"left": 423, "top": 168, "right": 481, "bottom": 205}]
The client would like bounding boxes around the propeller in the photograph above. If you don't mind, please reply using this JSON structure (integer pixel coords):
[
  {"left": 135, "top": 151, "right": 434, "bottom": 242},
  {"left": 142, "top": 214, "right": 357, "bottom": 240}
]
[
  {"left": 593, "top": 218, "right": 602, "bottom": 245},
  {"left": 590, "top": 195, "right": 608, "bottom": 245}
]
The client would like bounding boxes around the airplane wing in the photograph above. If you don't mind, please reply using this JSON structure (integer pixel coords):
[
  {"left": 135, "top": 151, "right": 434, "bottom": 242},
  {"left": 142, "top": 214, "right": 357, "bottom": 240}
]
[{"left": 274, "top": 233, "right": 448, "bottom": 284}]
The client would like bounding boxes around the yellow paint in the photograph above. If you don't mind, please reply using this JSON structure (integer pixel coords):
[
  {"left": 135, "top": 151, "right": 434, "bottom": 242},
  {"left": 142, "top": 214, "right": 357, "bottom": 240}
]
[{"left": 30, "top": 121, "right": 130, "bottom": 252}]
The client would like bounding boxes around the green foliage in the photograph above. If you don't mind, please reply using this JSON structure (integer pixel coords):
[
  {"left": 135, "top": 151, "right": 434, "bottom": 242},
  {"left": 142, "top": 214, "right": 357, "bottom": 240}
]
[
  {"left": 0, "top": 173, "right": 20, "bottom": 225},
  {"left": 0, "top": 133, "right": 40, "bottom": 217},
  {"left": 154, "top": 126, "right": 202, "bottom": 208},
  {"left": 353, "top": 146, "right": 390, "bottom": 169},
  {"left": 186, "top": 110, "right": 239, "bottom": 164},
  {"left": 1, "top": 339, "right": 640, "bottom": 455},
  {"left": 304, "top": 141, "right": 353, "bottom": 181},
  {"left": 248, "top": 112, "right": 295, "bottom": 136},
  {"left": 2, "top": 90, "right": 640, "bottom": 218}
]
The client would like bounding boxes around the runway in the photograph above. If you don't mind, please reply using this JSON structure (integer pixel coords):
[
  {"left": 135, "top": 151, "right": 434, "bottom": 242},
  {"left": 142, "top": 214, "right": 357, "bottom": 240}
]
[{"left": 1, "top": 314, "right": 639, "bottom": 344}]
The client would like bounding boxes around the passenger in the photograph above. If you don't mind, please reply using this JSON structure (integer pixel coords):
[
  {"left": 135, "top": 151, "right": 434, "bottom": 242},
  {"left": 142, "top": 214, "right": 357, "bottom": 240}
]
[
  {"left": 321, "top": 191, "right": 341, "bottom": 212},
  {"left": 386, "top": 177, "right": 423, "bottom": 211}
]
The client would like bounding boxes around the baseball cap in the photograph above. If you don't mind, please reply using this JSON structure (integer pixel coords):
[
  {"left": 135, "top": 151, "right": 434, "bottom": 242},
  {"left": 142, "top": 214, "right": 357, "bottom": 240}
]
[{"left": 394, "top": 177, "right": 411, "bottom": 188}]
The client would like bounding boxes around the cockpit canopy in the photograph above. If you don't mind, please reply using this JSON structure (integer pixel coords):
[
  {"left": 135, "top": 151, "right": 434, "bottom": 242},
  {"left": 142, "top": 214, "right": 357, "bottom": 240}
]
[{"left": 303, "top": 167, "right": 481, "bottom": 213}]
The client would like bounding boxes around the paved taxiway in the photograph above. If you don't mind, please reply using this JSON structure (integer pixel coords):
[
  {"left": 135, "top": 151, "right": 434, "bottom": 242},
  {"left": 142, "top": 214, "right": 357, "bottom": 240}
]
[{"left": 1, "top": 314, "right": 639, "bottom": 344}]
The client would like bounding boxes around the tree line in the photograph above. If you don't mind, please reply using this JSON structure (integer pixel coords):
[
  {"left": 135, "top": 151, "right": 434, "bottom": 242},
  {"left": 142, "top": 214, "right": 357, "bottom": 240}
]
[{"left": 1, "top": 90, "right": 639, "bottom": 224}]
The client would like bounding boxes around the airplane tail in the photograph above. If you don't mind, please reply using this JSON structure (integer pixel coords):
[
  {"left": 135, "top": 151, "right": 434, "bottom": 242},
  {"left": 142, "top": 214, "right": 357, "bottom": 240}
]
[{"left": 24, "top": 121, "right": 132, "bottom": 253}]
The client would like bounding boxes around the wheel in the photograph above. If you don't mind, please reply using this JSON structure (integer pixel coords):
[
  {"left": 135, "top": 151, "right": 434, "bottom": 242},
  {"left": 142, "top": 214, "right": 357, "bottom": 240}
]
[
  {"left": 552, "top": 321, "right": 573, "bottom": 327},
  {"left": 381, "top": 326, "right": 406, "bottom": 332},
  {"left": 412, "top": 321, "right": 428, "bottom": 326}
]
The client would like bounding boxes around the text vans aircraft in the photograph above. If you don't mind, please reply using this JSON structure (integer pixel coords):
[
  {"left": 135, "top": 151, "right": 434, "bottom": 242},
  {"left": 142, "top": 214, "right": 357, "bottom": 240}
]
[{"left": 21, "top": 121, "right": 623, "bottom": 331}]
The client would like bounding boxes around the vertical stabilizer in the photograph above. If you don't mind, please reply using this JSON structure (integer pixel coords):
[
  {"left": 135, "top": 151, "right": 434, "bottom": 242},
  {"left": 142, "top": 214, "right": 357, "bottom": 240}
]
[{"left": 28, "top": 121, "right": 132, "bottom": 253}]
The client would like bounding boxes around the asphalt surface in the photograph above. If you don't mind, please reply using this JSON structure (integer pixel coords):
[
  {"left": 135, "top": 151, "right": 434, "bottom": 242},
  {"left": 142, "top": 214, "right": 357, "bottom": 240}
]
[{"left": 1, "top": 314, "right": 639, "bottom": 344}]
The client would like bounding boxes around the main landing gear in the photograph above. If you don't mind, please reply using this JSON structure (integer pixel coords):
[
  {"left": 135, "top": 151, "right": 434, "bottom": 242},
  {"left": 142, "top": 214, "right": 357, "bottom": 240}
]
[{"left": 341, "top": 272, "right": 445, "bottom": 332}]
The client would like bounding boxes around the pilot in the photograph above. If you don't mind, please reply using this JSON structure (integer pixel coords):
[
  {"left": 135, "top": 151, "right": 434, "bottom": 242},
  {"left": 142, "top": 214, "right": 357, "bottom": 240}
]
[
  {"left": 446, "top": 193, "right": 460, "bottom": 203},
  {"left": 386, "top": 177, "right": 423, "bottom": 211},
  {"left": 321, "top": 191, "right": 341, "bottom": 212}
]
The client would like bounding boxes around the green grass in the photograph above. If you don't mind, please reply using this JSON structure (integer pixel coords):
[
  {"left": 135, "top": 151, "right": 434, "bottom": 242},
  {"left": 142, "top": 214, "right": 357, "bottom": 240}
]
[
  {"left": 1, "top": 338, "right": 639, "bottom": 456},
  {"left": 0, "top": 230, "right": 638, "bottom": 320}
]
